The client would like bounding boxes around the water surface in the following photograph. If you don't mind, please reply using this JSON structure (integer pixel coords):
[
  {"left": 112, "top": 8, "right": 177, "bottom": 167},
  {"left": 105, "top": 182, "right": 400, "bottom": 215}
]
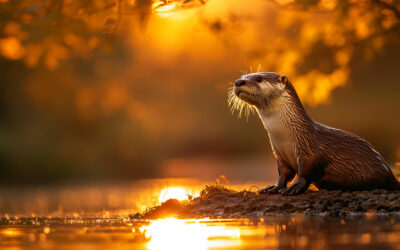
[
  {"left": 1, "top": 179, "right": 400, "bottom": 249},
  {"left": 1, "top": 216, "right": 400, "bottom": 250}
]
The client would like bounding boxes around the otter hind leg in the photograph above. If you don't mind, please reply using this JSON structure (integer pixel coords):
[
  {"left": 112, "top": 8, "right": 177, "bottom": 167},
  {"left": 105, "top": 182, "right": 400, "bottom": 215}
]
[
  {"left": 317, "top": 174, "right": 346, "bottom": 190},
  {"left": 259, "top": 159, "right": 295, "bottom": 194}
]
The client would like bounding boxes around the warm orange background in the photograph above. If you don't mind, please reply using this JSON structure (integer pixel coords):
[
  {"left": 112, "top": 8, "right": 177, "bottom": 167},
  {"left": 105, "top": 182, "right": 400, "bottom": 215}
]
[{"left": 0, "top": 0, "right": 399, "bottom": 184}]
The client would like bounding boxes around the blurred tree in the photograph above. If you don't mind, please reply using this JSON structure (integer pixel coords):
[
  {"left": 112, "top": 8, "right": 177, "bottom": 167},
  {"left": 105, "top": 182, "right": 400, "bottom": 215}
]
[{"left": 0, "top": 0, "right": 399, "bottom": 184}]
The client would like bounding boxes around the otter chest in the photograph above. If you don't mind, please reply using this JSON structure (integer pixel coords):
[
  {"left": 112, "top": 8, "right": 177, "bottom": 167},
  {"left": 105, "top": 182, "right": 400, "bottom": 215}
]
[{"left": 262, "top": 116, "right": 297, "bottom": 169}]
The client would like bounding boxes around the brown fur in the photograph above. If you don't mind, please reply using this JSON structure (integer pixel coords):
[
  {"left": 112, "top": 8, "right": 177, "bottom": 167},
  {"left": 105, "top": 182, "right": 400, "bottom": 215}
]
[{"left": 231, "top": 72, "right": 399, "bottom": 195}]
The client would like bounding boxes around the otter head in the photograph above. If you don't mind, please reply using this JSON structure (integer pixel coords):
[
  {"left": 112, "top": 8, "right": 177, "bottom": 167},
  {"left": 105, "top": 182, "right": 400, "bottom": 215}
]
[
  {"left": 228, "top": 72, "right": 292, "bottom": 118},
  {"left": 233, "top": 72, "right": 290, "bottom": 107}
]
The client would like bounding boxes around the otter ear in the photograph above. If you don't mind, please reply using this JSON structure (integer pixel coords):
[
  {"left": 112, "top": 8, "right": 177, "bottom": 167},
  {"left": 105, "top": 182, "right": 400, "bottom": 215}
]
[{"left": 279, "top": 75, "right": 289, "bottom": 86}]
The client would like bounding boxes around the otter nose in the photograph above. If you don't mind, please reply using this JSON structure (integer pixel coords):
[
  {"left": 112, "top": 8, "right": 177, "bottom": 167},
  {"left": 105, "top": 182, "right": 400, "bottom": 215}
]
[{"left": 235, "top": 79, "right": 246, "bottom": 87}]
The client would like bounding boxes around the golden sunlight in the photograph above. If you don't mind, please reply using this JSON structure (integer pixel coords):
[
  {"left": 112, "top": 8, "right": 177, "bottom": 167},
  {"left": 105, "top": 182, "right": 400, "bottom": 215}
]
[
  {"left": 158, "top": 187, "right": 189, "bottom": 203},
  {"left": 152, "top": 1, "right": 178, "bottom": 18},
  {"left": 140, "top": 218, "right": 241, "bottom": 250},
  {"left": 154, "top": 2, "right": 177, "bottom": 13}
]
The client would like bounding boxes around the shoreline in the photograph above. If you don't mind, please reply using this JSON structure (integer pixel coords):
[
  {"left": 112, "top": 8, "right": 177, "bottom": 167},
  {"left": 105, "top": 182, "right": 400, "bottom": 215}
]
[{"left": 141, "top": 185, "right": 400, "bottom": 219}]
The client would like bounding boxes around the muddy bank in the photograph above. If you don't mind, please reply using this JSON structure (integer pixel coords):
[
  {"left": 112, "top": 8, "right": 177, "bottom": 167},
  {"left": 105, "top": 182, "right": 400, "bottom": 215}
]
[{"left": 139, "top": 186, "right": 400, "bottom": 218}]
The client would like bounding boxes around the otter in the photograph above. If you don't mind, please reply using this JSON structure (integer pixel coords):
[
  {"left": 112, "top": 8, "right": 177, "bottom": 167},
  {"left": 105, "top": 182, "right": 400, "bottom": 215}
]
[{"left": 228, "top": 72, "right": 399, "bottom": 195}]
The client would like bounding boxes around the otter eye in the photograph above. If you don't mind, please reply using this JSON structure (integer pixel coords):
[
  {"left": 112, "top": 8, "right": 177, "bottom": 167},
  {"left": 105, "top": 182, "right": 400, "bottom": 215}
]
[{"left": 256, "top": 76, "right": 262, "bottom": 83}]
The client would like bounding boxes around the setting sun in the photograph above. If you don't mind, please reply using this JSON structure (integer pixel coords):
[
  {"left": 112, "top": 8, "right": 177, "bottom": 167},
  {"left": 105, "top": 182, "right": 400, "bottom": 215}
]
[
  {"left": 154, "top": 2, "right": 177, "bottom": 13},
  {"left": 158, "top": 187, "right": 189, "bottom": 203},
  {"left": 152, "top": 1, "right": 178, "bottom": 18}
]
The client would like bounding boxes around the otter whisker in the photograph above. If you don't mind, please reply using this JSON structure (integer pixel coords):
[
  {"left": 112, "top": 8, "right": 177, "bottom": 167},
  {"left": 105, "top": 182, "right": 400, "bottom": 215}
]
[
  {"left": 257, "top": 64, "right": 261, "bottom": 73},
  {"left": 227, "top": 88, "right": 255, "bottom": 121}
]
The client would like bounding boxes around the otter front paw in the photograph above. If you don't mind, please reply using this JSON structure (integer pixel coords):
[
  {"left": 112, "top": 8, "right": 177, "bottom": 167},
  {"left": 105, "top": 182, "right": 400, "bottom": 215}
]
[
  {"left": 258, "top": 185, "right": 283, "bottom": 194},
  {"left": 280, "top": 182, "right": 307, "bottom": 196}
]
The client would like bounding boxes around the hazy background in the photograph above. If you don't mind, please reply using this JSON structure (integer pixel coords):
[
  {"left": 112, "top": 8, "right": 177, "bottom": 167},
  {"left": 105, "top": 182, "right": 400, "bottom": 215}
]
[{"left": 0, "top": 0, "right": 399, "bottom": 185}]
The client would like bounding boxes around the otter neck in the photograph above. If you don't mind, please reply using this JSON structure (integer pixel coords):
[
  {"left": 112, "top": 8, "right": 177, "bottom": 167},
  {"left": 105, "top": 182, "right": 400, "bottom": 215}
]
[{"left": 256, "top": 93, "right": 314, "bottom": 136}]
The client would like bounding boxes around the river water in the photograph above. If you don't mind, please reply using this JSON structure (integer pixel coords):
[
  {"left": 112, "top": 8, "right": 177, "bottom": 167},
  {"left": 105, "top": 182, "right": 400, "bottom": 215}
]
[
  {"left": 1, "top": 216, "right": 400, "bottom": 249},
  {"left": 1, "top": 179, "right": 400, "bottom": 249}
]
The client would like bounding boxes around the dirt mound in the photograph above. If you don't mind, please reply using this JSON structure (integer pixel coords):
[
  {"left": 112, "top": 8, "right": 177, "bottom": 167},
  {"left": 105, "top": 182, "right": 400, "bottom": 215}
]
[{"left": 137, "top": 186, "right": 400, "bottom": 219}]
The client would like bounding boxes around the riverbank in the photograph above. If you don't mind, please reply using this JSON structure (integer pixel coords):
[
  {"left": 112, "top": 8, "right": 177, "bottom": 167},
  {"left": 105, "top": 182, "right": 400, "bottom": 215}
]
[{"left": 140, "top": 185, "right": 400, "bottom": 218}]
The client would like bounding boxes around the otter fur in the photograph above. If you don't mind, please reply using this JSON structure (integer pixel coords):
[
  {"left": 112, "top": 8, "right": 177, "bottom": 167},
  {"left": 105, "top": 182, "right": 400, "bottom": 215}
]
[{"left": 228, "top": 72, "right": 399, "bottom": 195}]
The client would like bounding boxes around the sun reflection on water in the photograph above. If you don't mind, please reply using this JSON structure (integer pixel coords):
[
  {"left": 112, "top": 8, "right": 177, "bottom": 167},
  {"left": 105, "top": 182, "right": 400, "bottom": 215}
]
[
  {"left": 2, "top": 216, "right": 399, "bottom": 249},
  {"left": 140, "top": 218, "right": 241, "bottom": 250}
]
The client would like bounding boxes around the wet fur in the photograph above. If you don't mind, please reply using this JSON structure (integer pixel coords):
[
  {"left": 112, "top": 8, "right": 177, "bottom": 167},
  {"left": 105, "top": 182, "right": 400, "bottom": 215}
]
[{"left": 229, "top": 72, "right": 400, "bottom": 194}]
